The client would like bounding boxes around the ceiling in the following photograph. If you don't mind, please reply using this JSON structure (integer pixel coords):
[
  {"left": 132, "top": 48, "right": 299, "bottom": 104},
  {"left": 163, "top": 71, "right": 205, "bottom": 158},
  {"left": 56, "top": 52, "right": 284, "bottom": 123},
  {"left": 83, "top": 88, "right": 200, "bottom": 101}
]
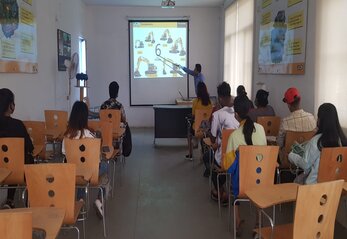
[{"left": 82, "top": 0, "right": 225, "bottom": 7}]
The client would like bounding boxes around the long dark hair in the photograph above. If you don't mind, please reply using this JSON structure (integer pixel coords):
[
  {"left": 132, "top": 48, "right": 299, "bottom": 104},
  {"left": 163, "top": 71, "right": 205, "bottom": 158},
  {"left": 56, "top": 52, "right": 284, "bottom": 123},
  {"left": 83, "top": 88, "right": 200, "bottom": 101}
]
[
  {"left": 0, "top": 88, "right": 14, "bottom": 117},
  {"left": 316, "top": 103, "right": 347, "bottom": 150},
  {"left": 234, "top": 94, "right": 255, "bottom": 145},
  {"left": 64, "top": 101, "right": 89, "bottom": 139},
  {"left": 196, "top": 82, "right": 211, "bottom": 106}
]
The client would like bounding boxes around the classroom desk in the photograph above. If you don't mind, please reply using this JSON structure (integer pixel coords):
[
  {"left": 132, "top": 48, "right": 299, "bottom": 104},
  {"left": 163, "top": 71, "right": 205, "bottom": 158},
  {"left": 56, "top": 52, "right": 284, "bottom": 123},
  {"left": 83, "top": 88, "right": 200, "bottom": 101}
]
[
  {"left": 0, "top": 168, "right": 11, "bottom": 183},
  {"left": 245, "top": 183, "right": 299, "bottom": 209},
  {"left": 153, "top": 105, "right": 192, "bottom": 143},
  {"left": 5, "top": 207, "right": 65, "bottom": 239}
]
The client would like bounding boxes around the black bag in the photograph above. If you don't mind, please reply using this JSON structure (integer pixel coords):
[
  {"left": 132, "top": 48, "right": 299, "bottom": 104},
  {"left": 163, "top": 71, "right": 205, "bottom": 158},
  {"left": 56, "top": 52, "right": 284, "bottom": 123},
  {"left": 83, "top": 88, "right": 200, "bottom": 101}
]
[{"left": 122, "top": 123, "right": 132, "bottom": 157}]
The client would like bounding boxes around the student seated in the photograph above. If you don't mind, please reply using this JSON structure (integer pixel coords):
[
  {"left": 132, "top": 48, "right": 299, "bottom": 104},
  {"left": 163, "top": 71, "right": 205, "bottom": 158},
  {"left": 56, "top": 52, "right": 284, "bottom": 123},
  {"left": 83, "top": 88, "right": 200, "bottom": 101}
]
[
  {"left": 207, "top": 82, "right": 239, "bottom": 180},
  {"left": 248, "top": 89, "right": 275, "bottom": 122},
  {"left": 62, "top": 101, "right": 108, "bottom": 219},
  {"left": 186, "top": 82, "right": 213, "bottom": 160},
  {"left": 0, "top": 88, "right": 34, "bottom": 209},
  {"left": 101, "top": 81, "right": 127, "bottom": 123},
  {"left": 224, "top": 94, "right": 266, "bottom": 235},
  {"left": 289, "top": 103, "right": 347, "bottom": 184},
  {"left": 277, "top": 87, "right": 316, "bottom": 165},
  {"left": 236, "top": 85, "right": 254, "bottom": 108}
]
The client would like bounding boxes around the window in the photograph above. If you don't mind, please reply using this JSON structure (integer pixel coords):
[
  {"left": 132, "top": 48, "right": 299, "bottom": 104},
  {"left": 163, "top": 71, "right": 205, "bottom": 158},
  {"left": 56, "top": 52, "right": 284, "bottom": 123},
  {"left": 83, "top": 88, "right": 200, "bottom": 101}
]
[
  {"left": 224, "top": 0, "right": 254, "bottom": 96},
  {"left": 315, "top": 0, "right": 347, "bottom": 127},
  {"left": 79, "top": 37, "right": 87, "bottom": 97}
]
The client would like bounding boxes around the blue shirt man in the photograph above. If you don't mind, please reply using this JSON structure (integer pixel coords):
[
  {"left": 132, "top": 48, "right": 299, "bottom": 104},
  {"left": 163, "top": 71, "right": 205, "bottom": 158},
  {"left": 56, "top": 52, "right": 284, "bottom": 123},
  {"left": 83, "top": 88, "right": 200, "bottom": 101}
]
[{"left": 181, "top": 64, "right": 205, "bottom": 95}]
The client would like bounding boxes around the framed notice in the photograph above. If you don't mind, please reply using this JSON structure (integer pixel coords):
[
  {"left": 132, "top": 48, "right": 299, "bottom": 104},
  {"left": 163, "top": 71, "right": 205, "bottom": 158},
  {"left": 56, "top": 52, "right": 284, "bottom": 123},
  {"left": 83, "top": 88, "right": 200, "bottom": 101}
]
[
  {"left": 257, "top": 0, "right": 307, "bottom": 74},
  {"left": 57, "top": 29, "right": 71, "bottom": 71},
  {"left": 0, "top": 0, "right": 38, "bottom": 73}
]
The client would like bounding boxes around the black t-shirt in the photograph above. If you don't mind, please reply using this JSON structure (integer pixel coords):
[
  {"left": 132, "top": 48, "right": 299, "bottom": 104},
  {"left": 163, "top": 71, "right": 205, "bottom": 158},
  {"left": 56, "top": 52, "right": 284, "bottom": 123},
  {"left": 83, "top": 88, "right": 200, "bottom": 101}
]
[{"left": 0, "top": 116, "right": 34, "bottom": 164}]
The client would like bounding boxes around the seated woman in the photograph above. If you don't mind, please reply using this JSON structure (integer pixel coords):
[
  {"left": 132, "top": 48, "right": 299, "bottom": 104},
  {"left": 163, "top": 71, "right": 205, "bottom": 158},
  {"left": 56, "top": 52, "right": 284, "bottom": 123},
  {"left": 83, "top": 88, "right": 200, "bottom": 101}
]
[
  {"left": 289, "top": 103, "right": 347, "bottom": 184},
  {"left": 225, "top": 94, "right": 267, "bottom": 235},
  {"left": 186, "top": 82, "right": 213, "bottom": 160},
  {"left": 0, "top": 88, "right": 34, "bottom": 209},
  {"left": 62, "top": 101, "right": 108, "bottom": 219},
  {"left": 248, "top": 89, "right": 275, "bottom": 122}
]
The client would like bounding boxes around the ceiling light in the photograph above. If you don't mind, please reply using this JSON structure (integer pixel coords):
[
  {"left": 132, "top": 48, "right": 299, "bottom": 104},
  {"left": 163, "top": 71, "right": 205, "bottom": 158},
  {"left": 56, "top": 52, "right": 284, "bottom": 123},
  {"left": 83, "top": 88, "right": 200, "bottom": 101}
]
[{"left": 161, "top": 0, "right": 175, "bottom": 8}]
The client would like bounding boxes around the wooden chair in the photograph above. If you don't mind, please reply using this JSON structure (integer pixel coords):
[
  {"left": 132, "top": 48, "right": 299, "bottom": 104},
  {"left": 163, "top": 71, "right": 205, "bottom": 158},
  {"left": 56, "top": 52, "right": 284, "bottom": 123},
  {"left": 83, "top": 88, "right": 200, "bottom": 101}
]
[
  {"left": 317, "top": 147, "right": 347, "bottom": 182},
  {"left": 216, "top": 128, "right": 234, "bottom": 216},
  {"left": 100, "top": 120, "right": 119, "bottom": 197},
  {"left": 194, "top": 109, "right": 213, "bottom": 138},
  {"left": 257, "top": 116, "right": 281, "bottom": 137},
  {"left": 99, "top": 109, "right": 123, "bottom": 139},
  {"left": 233, "top": 145, "right": 279, "bottom": 238},
  {"left": 44, "top": 110, "right": 68, "bottom": 156},
  {"left": 255, "top": 180, "right": 344, "bottom": 239},
  {"left": 0, "top": 138, "right": 26, "bottom": 201},
  {"left": 23, "top": 121, "right": 48, "bottom": 161},
  {"left": 64, "top": 138, "right": 107, "bottom": 237},
  {"left": 88, "top": 120, "right": 100, "bottom": 132},
  {"left": 278, "top": 130, "right": 316, "bottom": 182},
  {"left": 257, "top": 116, "right": 281, "bottom": 145},
  {"left": 0, "top": 210, "right": 32, "bottom": 239},
  {"left": 24, "top": 163, "right": 83, "bottom": 239}
]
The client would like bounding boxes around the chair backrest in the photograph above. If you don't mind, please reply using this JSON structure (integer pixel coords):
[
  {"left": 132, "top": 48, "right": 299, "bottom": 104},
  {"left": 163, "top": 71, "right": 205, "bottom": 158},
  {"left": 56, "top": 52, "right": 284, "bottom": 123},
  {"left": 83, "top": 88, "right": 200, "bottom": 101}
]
[
  {"left": 23, "top": 121, "right": 46, "bottom": 146},
  {"left": 88, "top": 120, "right": 100, "bottom": 132},
  {"left": 194, "top": 108, "right": 213, "bottom": 133},
  {"left": 0, "top": 211, "right": 32, "bottom": 239},
  {"left": 100, "top": 121, "right": 114, "bottom": 159},
  {"left": 293, "top": 180, "right": 344, "bottom": 239},
  {"left": 284, "top": 130, "right": 316, "bottom": 154},
  {"left": 0, "top": 138, "right": 25, "bottom": 185},
  {"left": 64, "top": 138, "right": 101, "bottom": 185},
  {"left": 238, "top": 145, "right": 279, "bottom": 197},
  {"left": 44, "top": 110, "right": 68, "bottom": 138},
  {"left": 317, "top": 147, "right": 347, "bottom": 183},
  {"left": 25, "top": 163, "right": 76, "bottom": 225},
  {"left": 221, "top": 128, "right": 235, "bottom": 155},
  {"left": 256, "top": 116, "right": 281, "bottom": 137},
  {"left": 99, "top": 109, "right": 121, "bottom": 135}
]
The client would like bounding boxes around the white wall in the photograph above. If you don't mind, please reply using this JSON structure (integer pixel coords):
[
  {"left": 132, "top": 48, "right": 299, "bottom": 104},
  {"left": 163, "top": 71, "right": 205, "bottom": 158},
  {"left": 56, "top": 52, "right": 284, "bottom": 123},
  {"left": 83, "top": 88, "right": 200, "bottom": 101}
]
[
  {"left": 85, "top": 6, "right": 222, "bottom": 127},
  {"left": 0, "top": 0, "right": 87, "bottom": 121},
  {"left": 252, "top": 0, "right": 316, "bottom": 118}
]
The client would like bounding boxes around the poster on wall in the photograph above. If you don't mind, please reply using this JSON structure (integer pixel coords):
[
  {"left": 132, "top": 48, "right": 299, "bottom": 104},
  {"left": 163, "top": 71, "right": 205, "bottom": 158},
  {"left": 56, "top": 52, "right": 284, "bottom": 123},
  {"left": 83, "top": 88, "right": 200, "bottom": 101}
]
[
  {"left": 57, "top": 29, "right": 71, "bottom": 71},
  {"left": 257, "top": 0, "right": 307, "bottom": 74},
  {"left": 0, "top": 0, "right": 38, "bottom": 73}
]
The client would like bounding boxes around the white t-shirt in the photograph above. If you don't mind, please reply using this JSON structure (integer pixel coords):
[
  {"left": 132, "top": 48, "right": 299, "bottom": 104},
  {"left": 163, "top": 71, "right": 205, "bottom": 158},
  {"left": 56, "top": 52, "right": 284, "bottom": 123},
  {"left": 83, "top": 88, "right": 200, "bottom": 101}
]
[
  {"left": 210, "top": 106, "right": 239, "bottom": 165},
  {"left": 62, "top": 129, "right": 95, "bottom": 154}
]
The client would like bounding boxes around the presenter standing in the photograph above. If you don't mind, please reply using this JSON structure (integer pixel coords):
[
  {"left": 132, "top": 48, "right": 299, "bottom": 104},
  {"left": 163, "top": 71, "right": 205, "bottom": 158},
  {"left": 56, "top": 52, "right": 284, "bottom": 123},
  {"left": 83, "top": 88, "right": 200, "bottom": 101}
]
[{"left": 179, "top": 63, "right": 205, "bottom": 96}]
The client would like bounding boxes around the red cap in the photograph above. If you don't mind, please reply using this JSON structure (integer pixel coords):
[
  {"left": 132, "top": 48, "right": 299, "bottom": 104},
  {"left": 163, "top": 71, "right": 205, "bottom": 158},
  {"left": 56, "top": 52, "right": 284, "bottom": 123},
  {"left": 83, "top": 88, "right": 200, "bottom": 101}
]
[{"left": 283, "top": 87, "right": 300, "bottom": 104}]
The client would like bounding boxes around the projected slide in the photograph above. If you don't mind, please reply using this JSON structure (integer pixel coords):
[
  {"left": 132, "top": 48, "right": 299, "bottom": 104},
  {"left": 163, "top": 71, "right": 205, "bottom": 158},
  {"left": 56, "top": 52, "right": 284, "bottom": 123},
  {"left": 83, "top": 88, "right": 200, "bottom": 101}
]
[{"left": 130, "top": 21, "right": 188, "bottom": 79}]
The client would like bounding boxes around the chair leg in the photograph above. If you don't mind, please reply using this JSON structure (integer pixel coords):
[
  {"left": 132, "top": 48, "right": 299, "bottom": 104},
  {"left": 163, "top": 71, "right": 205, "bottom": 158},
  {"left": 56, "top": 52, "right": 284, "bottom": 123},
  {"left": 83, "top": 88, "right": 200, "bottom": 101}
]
[
  {"left": 99, "top": 187, "right": 107, "bottom": 238},
  {"left": 217, "top": 174, "right": 221, "bottom": 217}
]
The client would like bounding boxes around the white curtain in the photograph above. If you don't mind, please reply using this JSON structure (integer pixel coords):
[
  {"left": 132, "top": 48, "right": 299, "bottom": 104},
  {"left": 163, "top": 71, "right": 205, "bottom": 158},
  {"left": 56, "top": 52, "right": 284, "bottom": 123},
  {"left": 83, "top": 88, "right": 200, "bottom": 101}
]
[
  {"left": 224, "top": 0, "right": 254, "bottom": 97},
  {"left": 315, "top": 0, "right": 347, "bottom": 127}
]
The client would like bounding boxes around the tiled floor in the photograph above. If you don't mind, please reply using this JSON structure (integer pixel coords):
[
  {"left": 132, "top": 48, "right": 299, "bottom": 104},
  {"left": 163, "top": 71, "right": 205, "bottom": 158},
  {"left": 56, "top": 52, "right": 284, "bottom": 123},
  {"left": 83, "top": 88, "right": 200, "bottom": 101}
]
[{"left": 56, "top": 128, "right": 347, "bottom": 239}]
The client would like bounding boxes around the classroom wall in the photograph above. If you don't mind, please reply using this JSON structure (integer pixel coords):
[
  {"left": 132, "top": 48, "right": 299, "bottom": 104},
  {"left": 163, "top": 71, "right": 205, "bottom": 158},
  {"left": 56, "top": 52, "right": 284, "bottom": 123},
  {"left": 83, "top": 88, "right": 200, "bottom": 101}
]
[
  {"left": 85, "top": 6, "right": 222, "bottom": 127},
  {"left": 0, "top": 0, "right": 87, "bottom": 121},
  {"left": 252, "top": 0, "right": 316, "bottom": 118}
]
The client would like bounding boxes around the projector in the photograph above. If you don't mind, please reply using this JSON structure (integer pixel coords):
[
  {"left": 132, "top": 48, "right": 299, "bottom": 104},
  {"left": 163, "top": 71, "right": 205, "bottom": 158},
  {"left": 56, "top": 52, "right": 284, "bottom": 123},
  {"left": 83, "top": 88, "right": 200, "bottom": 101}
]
[{"left": 161, "top": 0, "right": 175, "bottom": 8}]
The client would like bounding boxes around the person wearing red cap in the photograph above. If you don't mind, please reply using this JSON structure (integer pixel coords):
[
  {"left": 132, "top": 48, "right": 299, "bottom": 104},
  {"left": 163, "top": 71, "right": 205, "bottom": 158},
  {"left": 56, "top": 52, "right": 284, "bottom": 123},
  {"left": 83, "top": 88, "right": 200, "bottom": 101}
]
[{"left": 277, "top": 87, "right": 316, "bottom": 164}]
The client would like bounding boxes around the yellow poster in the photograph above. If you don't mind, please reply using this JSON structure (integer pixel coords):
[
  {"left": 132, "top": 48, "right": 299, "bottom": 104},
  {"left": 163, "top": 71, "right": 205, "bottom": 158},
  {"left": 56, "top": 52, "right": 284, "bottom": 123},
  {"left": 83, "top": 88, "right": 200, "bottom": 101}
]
[
  {"left": 287, "top": 39, "right": 302, "bottom": 55},
  {"left": 288, "top": 0, "right": 302, "bottom": 7},
  {"left": 21, "top": 33, "right": 33, "bottom": 54},
  {"left": 262, "top": 0, "right": 272, "bottom": 9},
  {"left": 1, "top": 40, "right": 16, "bottom": 59},
  {"left": 261, "top": 12, "right": 272, "bottom": 26},
  {"left": 288, "top": 11, "right": 304, "bottom": 30},
  {"left": 260, "top": 32, "right": 271, "bottom": 47},
  {"left": 20, "top": 7, "right": 34, "bottom": 26},
  {"left": 23, "top": 0, "right": 32, "bottom": 5}
]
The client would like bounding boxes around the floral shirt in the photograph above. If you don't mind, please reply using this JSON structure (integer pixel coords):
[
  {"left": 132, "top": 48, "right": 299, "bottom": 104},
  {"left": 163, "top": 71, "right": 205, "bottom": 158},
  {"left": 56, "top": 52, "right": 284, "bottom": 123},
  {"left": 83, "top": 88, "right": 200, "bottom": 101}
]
[{"left": 100, "top": 98, "right": 126, "bottom": 122}]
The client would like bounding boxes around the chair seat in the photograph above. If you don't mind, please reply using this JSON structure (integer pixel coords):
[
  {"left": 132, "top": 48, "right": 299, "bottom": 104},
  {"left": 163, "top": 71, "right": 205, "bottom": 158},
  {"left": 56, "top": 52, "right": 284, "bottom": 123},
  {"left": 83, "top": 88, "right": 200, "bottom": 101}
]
[{"left": 254, "top": 223, "right": 293, "bottom": 239}]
